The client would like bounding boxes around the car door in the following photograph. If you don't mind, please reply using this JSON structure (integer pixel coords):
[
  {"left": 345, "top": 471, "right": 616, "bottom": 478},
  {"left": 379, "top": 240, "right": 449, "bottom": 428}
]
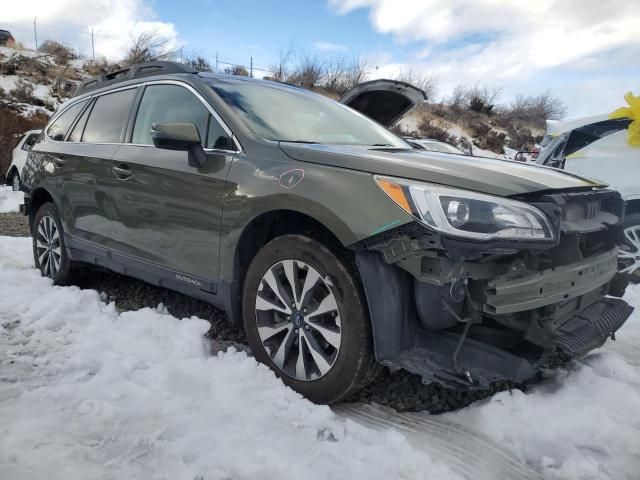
[
  {"left": 54, "top": 87, "right": 138, "bottom": 246},
  {"left": 108, "top": 82, "right": 237, "bottom": 288}
]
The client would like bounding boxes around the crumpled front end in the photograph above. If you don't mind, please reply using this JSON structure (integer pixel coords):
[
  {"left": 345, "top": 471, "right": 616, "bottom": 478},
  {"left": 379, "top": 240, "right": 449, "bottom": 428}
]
[{"left": 354, "top": 188, "right": 633, "bottom": 389}]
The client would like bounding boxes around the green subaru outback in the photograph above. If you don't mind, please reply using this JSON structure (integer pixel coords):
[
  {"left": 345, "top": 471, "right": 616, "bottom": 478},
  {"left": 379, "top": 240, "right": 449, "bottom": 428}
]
[{"left": 22, "top": 61, "right": 633, "bottom": 404}]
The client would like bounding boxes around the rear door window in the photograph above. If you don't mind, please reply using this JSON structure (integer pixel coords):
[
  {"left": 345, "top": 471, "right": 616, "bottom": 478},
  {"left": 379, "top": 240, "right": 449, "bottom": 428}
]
[
  {"left": 132, "top": 84, "right": 210, "bottom": 145},
  {"left": 82, "top": 88, "right": 137, "bottom": 143},
  {"left": 46, "top": 100, "right": 87, "bottom": 141}
]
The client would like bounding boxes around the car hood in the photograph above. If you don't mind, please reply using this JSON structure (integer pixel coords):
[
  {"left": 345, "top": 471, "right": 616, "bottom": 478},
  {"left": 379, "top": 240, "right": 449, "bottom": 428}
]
[
  {"left": 339, "top": 79, "right": 426, "bottom": 127},
  {"left": 279, "top": 143, "right": 605, "bottom": 197}
]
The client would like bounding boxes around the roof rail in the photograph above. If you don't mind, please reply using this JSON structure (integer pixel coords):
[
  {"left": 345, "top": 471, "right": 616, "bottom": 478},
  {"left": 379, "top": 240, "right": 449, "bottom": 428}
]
[{"left": 73, "top": 61, "right": 198, "bottom": 97}]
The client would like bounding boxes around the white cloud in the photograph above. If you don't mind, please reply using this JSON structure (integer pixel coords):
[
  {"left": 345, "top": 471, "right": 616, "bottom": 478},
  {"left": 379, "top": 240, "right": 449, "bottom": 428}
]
[
  {"left": 4, "top": 0, "right": 180, "bottom": 61},
  {"left": 314, "top": 41, "right": 350, "bottom": 52},
  {"left": 329, "top": 0, "right": 640, "bottom": 116}
]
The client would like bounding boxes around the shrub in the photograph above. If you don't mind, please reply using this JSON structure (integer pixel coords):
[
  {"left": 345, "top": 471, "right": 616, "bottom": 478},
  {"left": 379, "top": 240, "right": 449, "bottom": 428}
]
[
  {"left": 9, "top": 79, "right": 36, "bottom": 103},
  {"left": 225, "top": 65, "right": 249, "bottom": 76},
  {"left": 184, "top": 56, "right": 211, "bottom": 72},
  {"left": 83, "top": 59, "right": 121, "bottom": 76},
  {"left": 417, "top": 118, "right": 455, "bottom": 144},
  {"left": 38, "top": 40, "right": 78, "bottom": 65}
]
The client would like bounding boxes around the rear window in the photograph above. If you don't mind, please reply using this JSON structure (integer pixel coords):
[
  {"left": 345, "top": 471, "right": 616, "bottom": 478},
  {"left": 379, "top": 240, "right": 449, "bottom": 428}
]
[
  {"left": 82, "top": 88, "right": 137, "bottom": 143},
  {"left": 46, "top": 101, "right": 87, "bottom": 141}
]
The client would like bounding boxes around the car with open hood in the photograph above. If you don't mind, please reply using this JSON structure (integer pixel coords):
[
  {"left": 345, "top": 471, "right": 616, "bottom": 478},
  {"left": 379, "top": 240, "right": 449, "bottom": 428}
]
[
  {"left": 21, "top": 61, "right": 633, "bottom": 403},
  {"left": 537, "top": 114, "right": 640, "bottom": 282}
]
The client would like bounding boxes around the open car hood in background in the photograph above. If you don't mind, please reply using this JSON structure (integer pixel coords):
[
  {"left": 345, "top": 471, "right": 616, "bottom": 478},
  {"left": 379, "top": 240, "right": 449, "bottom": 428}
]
[{"left": 339, "top": 79, "right": 426, "bottom": 127}]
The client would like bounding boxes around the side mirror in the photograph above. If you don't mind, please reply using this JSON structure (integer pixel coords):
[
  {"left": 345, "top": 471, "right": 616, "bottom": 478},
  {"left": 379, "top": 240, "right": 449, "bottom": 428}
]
[{"left": 151, "top": 122, "right": 207, "bottom": 168}]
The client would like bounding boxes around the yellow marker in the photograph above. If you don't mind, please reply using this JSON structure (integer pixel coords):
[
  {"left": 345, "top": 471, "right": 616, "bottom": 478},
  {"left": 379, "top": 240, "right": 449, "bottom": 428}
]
[{"left": 609, "top": 91, "right": 640, "bottom": 146}]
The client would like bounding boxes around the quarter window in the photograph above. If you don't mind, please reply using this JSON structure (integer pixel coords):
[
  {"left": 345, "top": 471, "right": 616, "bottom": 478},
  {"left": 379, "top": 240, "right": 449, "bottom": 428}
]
[
  {"left": 22, "top": 133, "right": 40, "bottom": 150},
  {"left": 82, "top": 88, "right": 137, "bottom": 143},
  {"left": 67, "top": 102, "right": 92, "bottom": 143},
  {"left": 132, "top": 84, "right": 211, "bottom": 146},
  {"left": 46, "top": 101, "right": 87, "bottom": 141},
  {"left": 206, "top": 115, "right": 234, "bottom": 150}
]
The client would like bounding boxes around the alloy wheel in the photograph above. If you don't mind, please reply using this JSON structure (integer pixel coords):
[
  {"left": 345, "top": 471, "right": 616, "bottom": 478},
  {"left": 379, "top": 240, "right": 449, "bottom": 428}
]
[
  {"left": 35, "top": 214, "right": 62, "bottom": 278},
  {"left": 12, "top": 174, "right": 20, "bottom": 191},
  {"left": 619, "top": 224, "right": 640, "bottom": 279},
  {"left": 255, "top": 259, "right": 342, "bottom": 381}
]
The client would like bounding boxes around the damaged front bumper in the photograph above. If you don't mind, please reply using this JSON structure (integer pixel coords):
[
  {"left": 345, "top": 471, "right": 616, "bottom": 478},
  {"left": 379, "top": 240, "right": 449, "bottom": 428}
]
[{"left": 354, "top": 188, "right": 634, "bottom": 389}]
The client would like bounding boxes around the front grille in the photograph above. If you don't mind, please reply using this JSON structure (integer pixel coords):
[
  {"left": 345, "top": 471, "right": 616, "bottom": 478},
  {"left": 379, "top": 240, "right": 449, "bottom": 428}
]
[{"left": 531, "top": 189, "right": 624, "bottom": 268}]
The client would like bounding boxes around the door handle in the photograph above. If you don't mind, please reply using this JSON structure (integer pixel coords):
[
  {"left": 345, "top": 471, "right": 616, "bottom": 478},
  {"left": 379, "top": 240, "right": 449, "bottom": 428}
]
[
  {"left": 53, "top": 158, "right": 66, "bottom": 168},
  {"left": 112, "top": 164, "right": 132, "bottom": 180}
]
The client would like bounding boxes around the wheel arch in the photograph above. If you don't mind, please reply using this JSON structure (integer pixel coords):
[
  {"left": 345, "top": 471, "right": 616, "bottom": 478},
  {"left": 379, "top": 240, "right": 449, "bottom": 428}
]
[
  {"left": 225, "top": 209, "right": 351, "bottom": 326},
  {"left": 27, "top": 187, "right": 56, "bottom": 233},
  {"left": 5, "top": 165, "right": 19, "bottom": 185}
]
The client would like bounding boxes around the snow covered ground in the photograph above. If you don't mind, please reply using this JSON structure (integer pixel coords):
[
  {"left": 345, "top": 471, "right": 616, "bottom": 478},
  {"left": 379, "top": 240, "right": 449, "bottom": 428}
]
[
  {"left": 0, "top": 186, "right": 23, "bottom": 213},
  {"left": 0, "top": 236, "right": 460, "bottom": 480},
  {"left": 1, "top": 234, "right": 639, "bottom": 479}
]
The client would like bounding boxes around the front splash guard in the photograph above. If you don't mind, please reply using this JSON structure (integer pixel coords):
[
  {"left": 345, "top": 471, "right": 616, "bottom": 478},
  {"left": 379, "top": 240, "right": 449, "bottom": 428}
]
[{"left": 356, "top": 251, "right": 634, "bottom": 390}]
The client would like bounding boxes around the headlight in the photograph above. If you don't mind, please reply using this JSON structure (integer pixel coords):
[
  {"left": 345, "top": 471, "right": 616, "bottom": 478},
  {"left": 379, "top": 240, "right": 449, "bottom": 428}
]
[{"left": 374, "top": 176, "right": 555, "bottom": 241}]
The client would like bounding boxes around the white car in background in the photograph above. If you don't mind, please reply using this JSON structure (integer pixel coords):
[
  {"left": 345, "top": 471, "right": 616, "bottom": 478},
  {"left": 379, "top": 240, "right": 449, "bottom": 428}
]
[
  {"left": 5, "top": 129, "right": 41, "bottom": 191},
  {"left": 412, "top": 138, "right": 466, "bottom": 154},
  {"left": 403, "top": 137, "right": 466, "bottom": 154},
  {"left": 536, "top": 115, "right": 639, "bottom": 281}
]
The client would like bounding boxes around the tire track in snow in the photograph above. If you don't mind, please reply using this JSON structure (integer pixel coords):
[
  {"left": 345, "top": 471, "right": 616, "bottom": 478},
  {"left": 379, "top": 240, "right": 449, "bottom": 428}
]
[{"left": 334, "top": 403, "right": 545, "bottom": 480}]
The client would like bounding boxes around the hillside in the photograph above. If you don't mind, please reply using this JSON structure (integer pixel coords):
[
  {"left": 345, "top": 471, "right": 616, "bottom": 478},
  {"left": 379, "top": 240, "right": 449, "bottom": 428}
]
[{"left": 0, "top": 44, "right": 545, "bottom": 178}]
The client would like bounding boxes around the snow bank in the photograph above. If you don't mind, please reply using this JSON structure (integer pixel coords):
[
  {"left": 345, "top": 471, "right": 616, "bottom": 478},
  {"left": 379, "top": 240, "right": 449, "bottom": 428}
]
[
  {"left": 0, "top": 186, "right": 24, "bottom": 213},
  {"left": 2, "top": 233, "right": 639, "bottom": 480},
  {"left": 0, "top": 236, "right": 459, "bottom": 480},
  {"left": 448, "top": 284, "right": 640, "bottom": 480}
]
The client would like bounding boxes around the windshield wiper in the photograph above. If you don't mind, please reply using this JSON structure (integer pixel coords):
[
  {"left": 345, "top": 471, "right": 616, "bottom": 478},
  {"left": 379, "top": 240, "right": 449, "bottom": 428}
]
[
  {"left": 277, "top": 140, "right": 320, "bottom": 144},
  {"left": 370, "top": 143, "right": 394, "bottom": 147}
]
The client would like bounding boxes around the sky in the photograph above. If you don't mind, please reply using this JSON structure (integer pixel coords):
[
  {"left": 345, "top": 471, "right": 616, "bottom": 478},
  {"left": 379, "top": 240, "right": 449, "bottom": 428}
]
[{"left": 3, "top": 0, "right": 639, "bottom": 118}]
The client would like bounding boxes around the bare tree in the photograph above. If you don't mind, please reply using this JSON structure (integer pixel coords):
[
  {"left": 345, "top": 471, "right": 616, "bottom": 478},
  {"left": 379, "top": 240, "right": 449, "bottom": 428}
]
[
  {"left": 37, "top": 40, "right": 77, "bottom": 65},
  {"left": 289, "top": 51, "right": 324, "bottom": 88},
  {"left": 510, "top": 93, "right": 533, "bottom": 114},
  {"left": 184, "top": 56, "right": 211, "bottom": 72},
  {"left": 396, "top": 68, "right": 437, "bottom": 101},
  {"left": 530, "top": 90, "right": 567, "bottom": 120},
  {"left": 342, "top": 55, "right": 368, "bottom": 92},
  {"left": 269, "top": 46, "right": 294, "bottom": 82},
  {"left": 123, "top": 31, "right": 176, "bottom": 66},
  {"left": 448, "top": 84, "right": 467, "bottom": 110},
  {"left": 323, "top": 56, "right": 347, "bottom": 93},
  {"left": 225, "top": 65, "right": 249, "bottom": 76}
]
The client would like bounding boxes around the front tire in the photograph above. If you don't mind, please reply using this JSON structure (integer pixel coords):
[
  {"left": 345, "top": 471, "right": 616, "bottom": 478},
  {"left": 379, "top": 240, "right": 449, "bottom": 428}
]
[
  {"left": 32, "top": 202, "right": 74, "bottom": 284},
  {"left": 242, "top": 235, "right": 377, "bottom": 404}
]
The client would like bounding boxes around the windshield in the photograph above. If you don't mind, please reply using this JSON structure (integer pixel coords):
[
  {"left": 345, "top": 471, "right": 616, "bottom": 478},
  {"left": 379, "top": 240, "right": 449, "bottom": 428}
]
[{"left": 207, "top": 78, "right": 409, "bottom": 147}]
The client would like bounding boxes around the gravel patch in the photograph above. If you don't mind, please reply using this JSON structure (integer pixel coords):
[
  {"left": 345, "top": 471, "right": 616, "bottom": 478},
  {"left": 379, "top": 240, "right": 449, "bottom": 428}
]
[
  {"left": 0, "top": 212, "right": 521, "bottom": 412},
  {"left": 0, "top": 212, "right": 30, "bottom": 237}
]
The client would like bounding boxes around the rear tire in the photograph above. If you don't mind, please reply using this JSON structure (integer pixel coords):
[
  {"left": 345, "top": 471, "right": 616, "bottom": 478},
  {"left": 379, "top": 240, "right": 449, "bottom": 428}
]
[
  {"left": 619, "top": 213, "right": 640, "bottom": 284},
  {"left": 242, "top": 235, "right": 378, "bottom": 404},
  {"left": 32, "top": 202, "right": 75, "bottom": 285}
]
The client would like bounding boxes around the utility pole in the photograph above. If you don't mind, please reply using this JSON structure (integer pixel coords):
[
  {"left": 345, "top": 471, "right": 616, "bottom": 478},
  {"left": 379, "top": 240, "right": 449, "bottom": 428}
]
[
  {"left": 91, "top": 28, "right": 95, "bottom": 61},
  {"left": 215, "top": 51, "right": 219, "bottom": 73},
  {"left": 250, "top": 56, "right": 253, "bottom": 78},
  {"left": 33, "top": 17, "right": 38, "bottom": 50}
]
